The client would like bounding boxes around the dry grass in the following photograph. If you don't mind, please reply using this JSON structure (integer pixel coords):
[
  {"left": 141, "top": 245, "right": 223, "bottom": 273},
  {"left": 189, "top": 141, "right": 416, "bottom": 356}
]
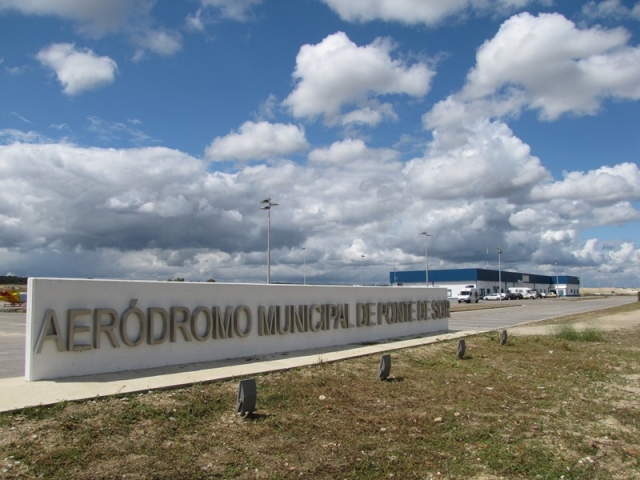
[{"left": 1, "top": 304, "right": 639, "bottom": 479}]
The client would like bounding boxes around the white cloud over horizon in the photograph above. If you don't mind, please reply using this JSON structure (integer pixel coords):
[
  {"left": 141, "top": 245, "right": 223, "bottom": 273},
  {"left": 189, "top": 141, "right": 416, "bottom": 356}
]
[{"left": 1, "top": 136, "right": 638, "bottom": 285}]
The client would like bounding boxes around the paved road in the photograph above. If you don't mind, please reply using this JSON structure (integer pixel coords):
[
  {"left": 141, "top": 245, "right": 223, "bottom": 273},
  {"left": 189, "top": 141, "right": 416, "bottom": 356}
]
[
  {"left": 449, "top": 295, "right": 635, "bottom": 332},
  {"left": 0, "top": 296, "right": 636, "bottom": 379},
  {"left": 0, "top": 311, "right": 26, "bottom": 379}
]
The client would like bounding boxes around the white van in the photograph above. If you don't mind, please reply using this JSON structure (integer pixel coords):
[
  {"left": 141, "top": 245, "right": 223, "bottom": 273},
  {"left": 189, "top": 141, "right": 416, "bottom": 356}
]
[
  {"left": 508, "top": 287, "right": 539, "bottom": 299},
  {"left": 457, "top": 288, "right": 479, "bottom": 303}
]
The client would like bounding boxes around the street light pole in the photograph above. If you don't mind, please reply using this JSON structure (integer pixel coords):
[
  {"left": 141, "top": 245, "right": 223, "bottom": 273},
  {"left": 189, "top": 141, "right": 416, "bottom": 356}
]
[
  {"left": 303, "top": 247, "right": 306, "bottom": 285},
  {"left": 497, "top": 246, "right": 503, "bottom": 303},
  {"left": 260, "top": 197, "right": 278, "bottom": 284},
  {"left": 420, "top": 231, "right": 431, "bottom": 286},
  {"left": 554, "top": 260, "right": 558, "bottom": 294},
  {"left": 360, "top": 255, "right": 365, "bottom": 286}
]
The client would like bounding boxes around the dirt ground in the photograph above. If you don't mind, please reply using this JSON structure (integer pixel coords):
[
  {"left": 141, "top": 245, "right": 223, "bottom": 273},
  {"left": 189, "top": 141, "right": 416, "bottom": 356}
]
[
  {"left": 509, "top": 307, "right": 640, "bottom": 336},
  {"left": 582, "top": 287, "right": 638, "bottom": 296}
]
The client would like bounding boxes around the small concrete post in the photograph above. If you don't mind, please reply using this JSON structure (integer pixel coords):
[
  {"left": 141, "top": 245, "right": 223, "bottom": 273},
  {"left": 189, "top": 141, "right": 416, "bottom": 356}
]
[
  {"left": 236, "top": 378, "right": 257, "bottom": 416},
  {"left": 377, "top": 354, "right": 391, "bottom": 381},
  {"left": 457, "top": 339, "right": 466, "bottom": 359}
]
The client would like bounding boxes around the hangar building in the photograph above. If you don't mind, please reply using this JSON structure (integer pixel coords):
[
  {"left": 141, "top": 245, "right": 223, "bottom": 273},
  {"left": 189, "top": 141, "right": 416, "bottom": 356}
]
[{"left": 390, "top": 268, "right": 581, "bottom": 298}]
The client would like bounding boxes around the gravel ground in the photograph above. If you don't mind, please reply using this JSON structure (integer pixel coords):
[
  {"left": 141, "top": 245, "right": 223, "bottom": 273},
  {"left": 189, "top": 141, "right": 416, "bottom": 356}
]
[{"left": 508, "top": 307, "right": 640, "bottom": 335}]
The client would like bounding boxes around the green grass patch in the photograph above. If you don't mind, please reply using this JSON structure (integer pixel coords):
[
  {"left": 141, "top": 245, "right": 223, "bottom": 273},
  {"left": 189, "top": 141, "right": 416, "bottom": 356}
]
[{"left": 554, "top": 323, "right": 605, "bottom": 342}]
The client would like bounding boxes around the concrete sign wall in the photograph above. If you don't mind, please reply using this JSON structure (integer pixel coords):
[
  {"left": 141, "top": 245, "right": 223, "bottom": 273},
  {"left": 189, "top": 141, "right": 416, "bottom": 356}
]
[{"left": 26, "top": 278, "right": 449, "bottom": 381}]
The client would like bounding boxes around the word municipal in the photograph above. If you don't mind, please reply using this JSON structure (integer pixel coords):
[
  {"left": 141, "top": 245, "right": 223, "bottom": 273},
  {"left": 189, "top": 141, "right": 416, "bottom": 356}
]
[{"left": 34, "top": 299, "right": 450, "bottom": 353}]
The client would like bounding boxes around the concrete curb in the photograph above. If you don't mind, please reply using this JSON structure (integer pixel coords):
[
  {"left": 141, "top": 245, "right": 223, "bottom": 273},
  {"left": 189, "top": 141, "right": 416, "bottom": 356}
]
[{"left": 0, "top": 329, "right": 484, "bottom": 413}]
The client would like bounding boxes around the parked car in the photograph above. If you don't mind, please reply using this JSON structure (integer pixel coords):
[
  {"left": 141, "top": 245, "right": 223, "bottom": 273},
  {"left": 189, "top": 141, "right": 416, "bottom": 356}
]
[{"left": 483, "top": 293, "right": 502, "bottom": 301}]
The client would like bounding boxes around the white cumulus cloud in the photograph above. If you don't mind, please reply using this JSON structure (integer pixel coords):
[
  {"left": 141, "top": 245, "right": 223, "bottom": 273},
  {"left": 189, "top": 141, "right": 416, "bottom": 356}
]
[
  {"left": 205, "top": 121, "right": 309, "bottom": 162},
  {"left": 319, "top": 0, "right": 540, "bottom": 26},
  {"left": 462, "top": 12, "right": 640, "bottom": 120},
  {"left": 309, "top": 138, "right": 399, "bottom": 166},
  {"left": 37, "top": 43, "right": 117, "bottom": 95},
  {"left": 283, "top": 32, "right": 434, "bottom": 124},
  {"left": 531, "top": 163, "right": 640, "bottom": 204},
  {"left": 404, "top": 119, "right": 550, "bottom": 200},
  {"left": 591, "top": 202, "right": 640, "bottom": 226}
]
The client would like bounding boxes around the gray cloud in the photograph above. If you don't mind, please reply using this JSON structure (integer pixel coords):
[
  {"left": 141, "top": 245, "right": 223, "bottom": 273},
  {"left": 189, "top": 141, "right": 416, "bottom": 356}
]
[
  {"left": 319, "top": 0, "right": 542, "bottom": 26},
  {"left": 1, "top": 134, "right": 638, "bottom": 286},
  {"left": 0, "top": 0, "right": 153, "bottom": 36}
]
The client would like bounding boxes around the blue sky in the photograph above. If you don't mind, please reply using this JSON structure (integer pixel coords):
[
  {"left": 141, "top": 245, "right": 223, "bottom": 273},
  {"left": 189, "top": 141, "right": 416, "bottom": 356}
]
[{"left": 0, "top": 0, "right": 639, "bottom": 287}]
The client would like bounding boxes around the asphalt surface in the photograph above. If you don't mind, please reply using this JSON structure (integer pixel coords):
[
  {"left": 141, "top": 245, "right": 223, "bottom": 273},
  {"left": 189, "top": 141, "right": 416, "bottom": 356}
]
[
  {"left": 0, "top": 296, "right": 635, "bottom": 379},
  {"left": 0, "top": 310, "right": 26, "bottom": 379},
  {"left": 448, "top": 295, "right": 635, "bottom": 332}
]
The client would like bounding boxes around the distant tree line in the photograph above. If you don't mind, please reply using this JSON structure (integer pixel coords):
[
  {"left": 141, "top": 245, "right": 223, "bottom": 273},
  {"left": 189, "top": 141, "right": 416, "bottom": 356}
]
[
  {"left": 0, "top": 276, "right": 219, "bottom": 285},
  {"left": 0, "top": 275, "right": 28, "bottom": 285}
]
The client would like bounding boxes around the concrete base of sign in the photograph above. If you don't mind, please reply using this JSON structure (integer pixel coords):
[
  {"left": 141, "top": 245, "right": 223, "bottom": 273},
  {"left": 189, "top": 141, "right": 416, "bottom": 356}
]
[
  {"left": 26, "top": 278, "right": 450, "bottom": 381},
  {"left": 2, "top": 328, "right": 476, "bottom": 413}
]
